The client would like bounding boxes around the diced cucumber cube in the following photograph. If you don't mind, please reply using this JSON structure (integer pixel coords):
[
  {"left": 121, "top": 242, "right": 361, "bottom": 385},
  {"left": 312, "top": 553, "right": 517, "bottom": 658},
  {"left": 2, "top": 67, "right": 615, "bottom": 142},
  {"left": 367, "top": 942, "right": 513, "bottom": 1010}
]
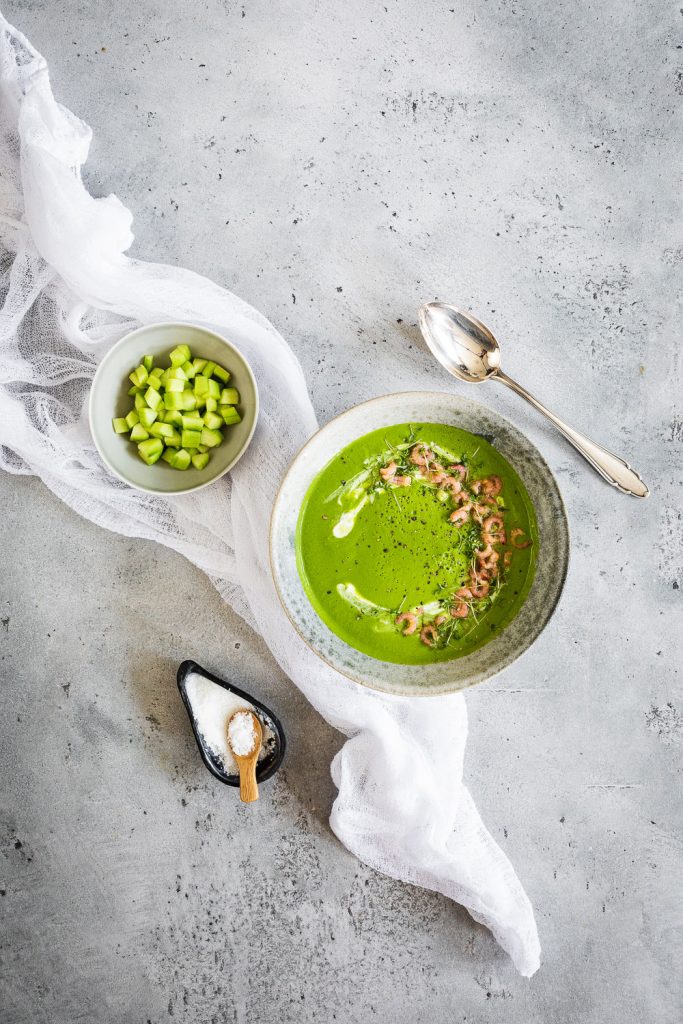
[
  {"left": 181, "top": 360, "right": 196, "bottom": 379},
  {"left": 179, "top": 392, "right": 197, "bottom": 411},
  {"left": 163, "top": 367, "right": 188, "bottom": 382},
  {"left": 197, "top": 444, "right": 209, "bottom": 453},
  {"left": 150, "top": 421, "right": 174, "bottom": 438},
  {"left": 162, "top": 449, "right": 176, "bottom": 465},
  {"left": 128, "top": 385, "right": 142, "bottom": 396},
  {"left": 129, "top": 365, "right": 148, "bottom": 387},
  {"left": 181, "top": 429, "right": 202, "bottom": 449},
  {"left": 145, "top": 387, "right": 162, "bottom": 410},
  {"left": 165, "top": 378, "right": 185, "bottom": 393},
  {"left": 165, "top": 429, "right": 182, "bottom": 447},
  {"left": 203, "top": 411, "right": 223, "bottom": 430},
  {"left": 181, "top": 414, "right": 204, "bottom": 431},
  {"left": 125, "top": 409, "right": 140, "bottom": 429},
  {"left": 201, "top": 361, "right": 216, "bottom": 378},
  {"left": 143, "top": 355, "right": 154, "bottom": 372},
  {"left": 220, "top": 387, "right": 240, "bottom": 405},
  {"left": 213, "top": 364, "right": 230, "bottom": 383},
  {"left": 112, "top": 417, "right": 129, "bottom": 434},
  {"left": 134, "top": 393, "right": 147, "bottom": 411},
  {"left": 138, "top": 438, "right": 163, "bottom": 465},
  {"left": 163, "top": 391, "right": 184, "bottom": 410},
  {"left": 206, "top": 379, "right": 220, "bottom": 399},
  {"left": 170, "top": 344, "right": 191, "bottom": 367},
  {"left": 205, "top": 397, "right": 217, "bottom": 413},
  {"left": 172, "top": 448, "right": 191, "bottom": 470},
  {"left": 148, "top": 367, "right": 164, "bottom": 382},
  {"left": 130, "top": 423, "right": 149, "bottom": 442},
  {"left": 191, "top": 452, "right": 210, "bottom": 470},
  {"left": 192, "top": 358, "right": 207, "bottom": 373},
  {"left": 194, "top": 376, "right": 209, "bottom": 397},
  {"left": 139, "top": 407, "right": 157, "bottom": 429},
  {"left": 200, "top": 427, "right": 223, "bottom": 448},
  {"left": 221, "top": 406, "right": 242, "bottom": 425},
  {"left": 165, "top": 410, "right": 183, "bottom": 427}
]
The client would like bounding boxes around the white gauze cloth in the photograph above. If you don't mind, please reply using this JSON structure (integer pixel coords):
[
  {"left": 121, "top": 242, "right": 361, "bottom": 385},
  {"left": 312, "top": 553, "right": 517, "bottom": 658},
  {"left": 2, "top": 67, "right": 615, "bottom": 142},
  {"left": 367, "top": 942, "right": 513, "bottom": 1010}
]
[{"left": 0, "top": 14, "right": 540, "bottom": 976}]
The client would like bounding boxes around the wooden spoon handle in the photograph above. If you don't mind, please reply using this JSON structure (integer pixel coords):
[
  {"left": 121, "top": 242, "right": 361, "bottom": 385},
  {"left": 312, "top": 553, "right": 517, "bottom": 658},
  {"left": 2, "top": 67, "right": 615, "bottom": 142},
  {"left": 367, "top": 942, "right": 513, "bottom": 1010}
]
[{"left": 238, "top": 759, "right": 259, "bottom": 803}]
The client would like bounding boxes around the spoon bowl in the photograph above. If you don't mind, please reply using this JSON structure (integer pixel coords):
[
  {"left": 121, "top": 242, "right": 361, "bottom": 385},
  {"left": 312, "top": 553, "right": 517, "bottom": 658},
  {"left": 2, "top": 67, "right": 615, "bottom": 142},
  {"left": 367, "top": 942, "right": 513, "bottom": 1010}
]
[{"left": 418, "top": 302, "right": 500, "bottom": 382}]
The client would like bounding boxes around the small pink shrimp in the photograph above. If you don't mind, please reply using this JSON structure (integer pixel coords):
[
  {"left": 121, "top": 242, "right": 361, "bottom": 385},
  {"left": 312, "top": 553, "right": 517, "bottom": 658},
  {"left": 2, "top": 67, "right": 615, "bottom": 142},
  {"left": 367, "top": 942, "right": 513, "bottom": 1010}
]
[
  {"left": 455, "top": 587, "right": 473, "bottom": 601},
  {"left": 483, "top": 531, "right": 506, "bottom": 549},
  {"left": 427, "top": 462, "right": 447, "bottom": 484},
  {"left": 448, "top": 464, "right": 468, "bottom": 482},
  {"left": 503, "top": 550, "right": 513, "bottom": 569},
  {"left": 409, "top": 444, "right": 433, "bottom": 467},
  {"left": 483, "top": 514, "right": 504, "bottom": 535},
  {"left": 441, "top": 476, "right": 463, "bottom": 495},
  {"left": 420, "top": 624, "right": 438, "bottom": 646},
  {"left": 395, "top": 612, "right": 418, "bottom": 635},
  {"left": 476, "top": 544, "right": 494, "bottom": 562},
  {"left": 469, "top": 579, "right": 489, "bottom": 599},
  {"left": 434, "top": 614, "right": 448, "bottom": 627},
  {"left": 510, "top": 528, "right": 531, "bottom": 549},
  {"left": 393, "top": 475, "right": 412, "bottom": 487},
  {"left": 471, "top": 567, "right": 491, "bottom": 583},
  {"left": 380, "top": 460, "right": 397, "bottom": 481},
  {"left": 450, "top": 602, "right": 469, "bottom": 619},
  {"left": 449, "top": 507, "right": 470, "bottom": 526},
  {"left": 482, "top": 475, "right": 503, "bottom": 497}
]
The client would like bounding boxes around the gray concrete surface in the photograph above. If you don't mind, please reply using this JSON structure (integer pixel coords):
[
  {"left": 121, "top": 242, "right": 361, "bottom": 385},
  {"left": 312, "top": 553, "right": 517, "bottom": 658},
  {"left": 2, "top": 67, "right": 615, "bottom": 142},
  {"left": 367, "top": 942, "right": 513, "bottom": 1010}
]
[{"left": 1, "top": 0, "right": 681, "bottom": 1021}]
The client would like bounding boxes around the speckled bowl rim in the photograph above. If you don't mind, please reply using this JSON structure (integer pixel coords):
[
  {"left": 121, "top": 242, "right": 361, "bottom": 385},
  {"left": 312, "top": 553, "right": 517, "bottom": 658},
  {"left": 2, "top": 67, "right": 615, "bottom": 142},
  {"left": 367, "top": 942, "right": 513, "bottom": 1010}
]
[
  {"left": 270, "top": 391, "right": 570, "bottom": 697},
  {"left": 89, "top": 321, "right": 259, "bottom": 496}
]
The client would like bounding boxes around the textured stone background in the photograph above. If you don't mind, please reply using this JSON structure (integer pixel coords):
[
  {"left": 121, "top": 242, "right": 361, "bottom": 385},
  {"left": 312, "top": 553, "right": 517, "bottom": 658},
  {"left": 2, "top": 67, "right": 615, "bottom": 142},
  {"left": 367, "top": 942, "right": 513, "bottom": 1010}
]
[{"left": 1, "top": 1, "right": 681, "bottom": 1022}]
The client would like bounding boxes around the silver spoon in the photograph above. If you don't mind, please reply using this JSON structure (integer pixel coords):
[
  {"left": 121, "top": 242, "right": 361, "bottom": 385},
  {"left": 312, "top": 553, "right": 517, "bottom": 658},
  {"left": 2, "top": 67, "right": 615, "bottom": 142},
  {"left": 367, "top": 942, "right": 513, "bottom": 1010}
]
[{"left": 418, "top": 302, "right": 649, "bottom": 498}]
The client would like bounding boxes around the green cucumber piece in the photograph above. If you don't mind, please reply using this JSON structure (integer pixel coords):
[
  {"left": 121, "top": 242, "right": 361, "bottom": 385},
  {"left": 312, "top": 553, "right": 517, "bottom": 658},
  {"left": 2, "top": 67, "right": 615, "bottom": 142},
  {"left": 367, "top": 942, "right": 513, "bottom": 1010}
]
[
  {"left": 138, "top": 407, "right": 157, "bottom": 429},
  {"left": 194, "top": 376, "right": 209, "bottom": 397},
  {"left": 112, "top": 417, "right": 129, "bottom": 434},
  {"left": 165, "top": 378, "right": 185, "bottom": 393},
  {"left": 181, "top": 360, "right": 196, "bottom": 379},
  {"left": 201, "top": 360, "right": 216, "bottom": 378},
  {"left": 203, "top": 411, "right": 223, "bottom": 430},
  {"left": 163, "top": 391, "right": 184, "bottom": 410},
  {"left": 130, "top": 423, "right": 149, "bottom": 442},
  {"left": 206, "top": 379, "right": 220, "bottom": 399},
  {"left": 220, "top": 406, "right": 242, "bottom": 425},
  {"left": 179, "top": 392, "right": 197, "bottom": 411},
  {"left": 134, "top": 393, "right": 147, "bottom": 411},
  {"left": 125, "top": 409, "right": 140, "bottom": 429},
  {"left": 170, "top": 344, "right": 191, "bottom": 367},
  {"left": 213, "top": 364, "right": 230, "bottom": 383},
  {"left": 181, "top": 429, "right": 202, "bottom": 449},
  {"left": 200, "top": 427, "right": 223, "bottom": 448},
  {"left": 165, "top": 410, "right": 183, "bottom": 427},
  {"left": 144, "top": 387, "right": 162, "bottom": 411},
  {"left": 191, "top": 452, "right": 210, "bottom": 470},
  {"left": 192, "top": 358, "right": 207, "bottom": 373},
  {"left": 162, "top": 449, "right": 176, "bottom": 465},
  {"left": 164, "top": 429, "right": 182, "bottom": 447},
  {"left": 197, "top": 444, "right": 209, "bottom": 453},
  {"left": 172, "top": 448, "right": 191, "bottom": 470},
  {"left": 220, "top": 387, "right": 240, "bottom": 405},
  {"left": 129, "top": 365, "right": 148, "bottom": 388},
  {"left": 142, "top": 355, "right": 154, "bottom": 372},
  {"left": 150, "top": 421, "right": 174, "bottom": 439},
  {"left": 181, "top": 414, "right": 203, "bottom": 431},
  {"left": 128, "top": 385, "right": 142, "bottom": 396},
  {"left": 204, "top": 396, "right": 218, "bottom": 413},
  {"left": 138, "top": 438, "right": 163, "bottom": 464}
]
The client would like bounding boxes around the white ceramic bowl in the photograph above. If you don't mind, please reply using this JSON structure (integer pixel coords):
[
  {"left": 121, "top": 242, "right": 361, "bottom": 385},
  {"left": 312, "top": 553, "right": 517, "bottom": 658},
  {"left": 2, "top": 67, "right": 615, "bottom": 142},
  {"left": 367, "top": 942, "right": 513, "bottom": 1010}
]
[
  {"left": 270, "top": 391, "right": 569, "bottom": 697},
  {"left": 89, "top": 322, "right": 258, "bottom": 495}
]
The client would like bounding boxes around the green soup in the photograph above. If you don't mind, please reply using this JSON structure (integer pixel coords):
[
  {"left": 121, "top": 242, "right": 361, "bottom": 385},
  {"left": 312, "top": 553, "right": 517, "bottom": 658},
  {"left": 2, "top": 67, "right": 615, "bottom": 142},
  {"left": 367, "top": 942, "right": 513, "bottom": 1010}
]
[{"left": 296, "top": 423, "right": 538, "bottom": 665}]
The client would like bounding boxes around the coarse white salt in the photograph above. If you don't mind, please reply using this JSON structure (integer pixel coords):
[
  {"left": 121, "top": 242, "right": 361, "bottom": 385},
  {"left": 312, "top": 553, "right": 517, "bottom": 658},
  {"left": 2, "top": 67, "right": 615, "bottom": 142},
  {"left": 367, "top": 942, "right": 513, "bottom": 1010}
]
[
  {"left": 184, "top": 671, "right": 275, "bottom": 774},
  {"left": 227, "top": 710, "right": 257, "bottom": 756}
]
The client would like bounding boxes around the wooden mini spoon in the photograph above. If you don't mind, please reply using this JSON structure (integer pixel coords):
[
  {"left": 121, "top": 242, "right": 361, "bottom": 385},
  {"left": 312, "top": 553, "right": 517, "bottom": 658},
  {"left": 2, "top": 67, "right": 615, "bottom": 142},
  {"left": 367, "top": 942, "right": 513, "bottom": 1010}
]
[{"left": 227, "top": 710, "right": 263, "bottom": 804}]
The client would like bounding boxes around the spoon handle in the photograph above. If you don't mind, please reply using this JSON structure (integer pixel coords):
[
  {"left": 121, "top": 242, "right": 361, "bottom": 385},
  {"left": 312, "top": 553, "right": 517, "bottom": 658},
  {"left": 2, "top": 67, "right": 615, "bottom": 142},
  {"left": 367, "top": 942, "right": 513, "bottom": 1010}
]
[
  {"left": 238, "top": 759, "right": 259, "bottom": 803},
  {"left": 494, "top": 370, "right": 649, "bottom": 497}
]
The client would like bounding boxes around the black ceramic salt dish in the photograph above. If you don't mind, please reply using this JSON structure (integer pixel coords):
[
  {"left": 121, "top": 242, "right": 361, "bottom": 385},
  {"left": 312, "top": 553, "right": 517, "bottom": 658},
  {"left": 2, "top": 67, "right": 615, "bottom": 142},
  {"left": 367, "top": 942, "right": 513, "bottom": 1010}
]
[{"left": 177, "top": 660, "right": 286, "bottom": 787}]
